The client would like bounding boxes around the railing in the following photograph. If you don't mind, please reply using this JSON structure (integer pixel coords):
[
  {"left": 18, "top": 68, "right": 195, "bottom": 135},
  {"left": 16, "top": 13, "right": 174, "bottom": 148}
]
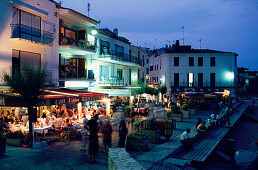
[
  {"left": 10, "top": 24, "right": 54, "bottom": 45},
  {"left": 60, "top": 36, "right": 96, "bottom": 51},
  {"left": 98, "top": 76, "right": 124, "bottom": 86},
  {"left": 170, "top": 81, "right": 236, "bottom": 88},
  {"left": 99, "top": 49, "right": 143, "bottom": 66}
]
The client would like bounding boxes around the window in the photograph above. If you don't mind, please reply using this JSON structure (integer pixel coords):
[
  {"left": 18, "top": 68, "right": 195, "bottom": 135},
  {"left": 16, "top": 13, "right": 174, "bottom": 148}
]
[
  {"left": 210, "top": 73, "right": 215, "bottom": 87},
  {"left": 129, "top": 69, "right": 131, "bottom": 85},
  {"left": 147, "top": 59, "right": 149, "bottom": 64},
  {"left": 142, "top": 55, "right": 145, "bottom": 67},
  {"left": 189, "top": 57, "right": 194, "bottom": 66},
  {"left": 100, "top": 40, "right": 110, "bottom": 55},
  {"left": 99, "top": 65, "right": 109, "bottom": 81},
  {"left": 115, "top": 45, "right": 124, "bottom": 58},
  {"left": 210, "top": 57, "right": 215, "bottom": 66},
  {"left": 150, "top": 65, "right": 153, "bottom": 71},
  {"left": 160, "top": 60, "right": 161, "bottom": 69},
  {"left": 235, "top": 56, "right": 237, "bottom": 67},
  {"left": 174, "top": 57, "right": 179, "bottom": 66},
  {"left": 117, "top": 69, "right": 123, "bottom": 80},
  {"left": 174, "top": 73, "right": 179, "bottom": 87},
  {"left": 198, "top": 73, "right": 203, "bottom": 87},
  {"left": 12, "top": 49, "right": 41, "bottom": 70},
  {"left": 188, "top": 73, "right": 194, "bottom": 87},
  {"left": 11, "top": 8, "right": 41, "bottom": 42},
  {"left": 198, "top": 57, "right": 203, "bottom": 66},
  {"left": 146, "top": 68, "right": 149, "bottom": 74},
  {"left": 157, "top": 64, "right": 159, "bottom": 70}
]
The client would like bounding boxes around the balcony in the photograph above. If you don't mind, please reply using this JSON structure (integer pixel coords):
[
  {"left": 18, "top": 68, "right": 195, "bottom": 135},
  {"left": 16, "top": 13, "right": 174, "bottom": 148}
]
[
  {"left": 98, "top": 49, "right": 143, "bottom": 66},
  {"left": 98, "top": 76, "right": 124, "bottom": 86},
  {"left": 60, "top": 35, "right": 96, "bottom": 52},
  {"left": 10, "top": 24, "right": 54, "bottom": 45}
]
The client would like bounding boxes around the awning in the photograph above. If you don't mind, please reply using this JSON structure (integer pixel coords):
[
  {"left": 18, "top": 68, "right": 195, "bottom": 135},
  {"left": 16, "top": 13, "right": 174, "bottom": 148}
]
[{"left": 0, "top": 88, "right": 108, "bottom": 107}]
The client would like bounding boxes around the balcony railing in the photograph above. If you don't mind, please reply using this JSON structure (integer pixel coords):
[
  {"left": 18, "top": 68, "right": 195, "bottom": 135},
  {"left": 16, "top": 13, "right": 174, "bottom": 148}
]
[
  {"left": 99, "top": 49, "right": 143, "bottom": 66},
  {"left": 11, "top": 24, "right": 54, "bottom": 45},
  {"left": 98, "top": 76, "right": 124, "bottom": 86},
  {"left": 60, "top": 35, "right": 96, "bottom": 51},
  {"left": 170, "top": 81, "right": 236, "bottom": 88}
]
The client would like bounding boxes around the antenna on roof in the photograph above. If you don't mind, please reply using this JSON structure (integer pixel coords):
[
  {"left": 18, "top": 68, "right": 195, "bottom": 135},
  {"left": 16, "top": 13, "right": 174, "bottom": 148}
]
[
  {"left": 154, "top": 38, "right": 156, "bottom": 49},
  {"left": 181, "top": 26, "right": 185, "bottom": 45},
  {"left": 198, "top": 39, "right": 202, "bottom": 49},
  {"left": 87, "top": 2, "right": 91, "bottom": 17}
]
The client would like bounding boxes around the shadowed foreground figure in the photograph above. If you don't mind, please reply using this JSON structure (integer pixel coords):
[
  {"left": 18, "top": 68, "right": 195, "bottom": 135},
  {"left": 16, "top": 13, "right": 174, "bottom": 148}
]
[
  {"left": 86, "top": 114, "right": 100, "bottom": 163},
  {"left": 118, "top": 119, "right": 128, "bottom": 148}
]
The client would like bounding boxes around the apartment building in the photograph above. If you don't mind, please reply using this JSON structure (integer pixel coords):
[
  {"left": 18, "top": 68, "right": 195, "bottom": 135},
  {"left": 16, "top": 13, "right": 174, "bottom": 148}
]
[
  {"left": 0, "top": 0, "right": 59, "bottom": 85},
  {"left": 88, "top": 28, "right": 145, "bottom": 97},
  {"left": 149, "top": 40, "right": 238, "bottom": 96},
  {"left": 57, "top": 6, "right": 99, "bottom": 89}
]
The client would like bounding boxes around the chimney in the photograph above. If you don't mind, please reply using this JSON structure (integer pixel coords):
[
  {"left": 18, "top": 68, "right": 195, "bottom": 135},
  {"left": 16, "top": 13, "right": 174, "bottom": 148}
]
[
  {"left": 175, "top": 40, "right": 180, "bottom": 46},
  {"left": 113, "top": 28, "right": 118, "bottom": 36}
]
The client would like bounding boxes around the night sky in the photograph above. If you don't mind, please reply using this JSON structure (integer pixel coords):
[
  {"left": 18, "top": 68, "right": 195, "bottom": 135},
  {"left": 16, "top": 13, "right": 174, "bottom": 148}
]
[{"left": 61, "top": 0, "right": 258, "bottom": 70}]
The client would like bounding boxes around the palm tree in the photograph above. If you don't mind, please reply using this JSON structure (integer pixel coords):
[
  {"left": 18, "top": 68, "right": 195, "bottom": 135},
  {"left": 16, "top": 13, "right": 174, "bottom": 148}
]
[{"left": 3, "top": 65, "right": 46, "bottom": 147}]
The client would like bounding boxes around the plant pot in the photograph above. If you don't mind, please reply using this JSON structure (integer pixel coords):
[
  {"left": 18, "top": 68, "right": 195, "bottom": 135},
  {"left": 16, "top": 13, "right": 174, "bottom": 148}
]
[
  {"left": 182, "top": 110, "right": 190, "bottom": 118},
  {"left": 172, "top": 114, "right": 183, "bottom": 122},
  {"left": 0, "top": 137, "right": 6, "bottom": 156},
  {"left": 7, "top": 138, "right": 23, "bottom": 147},
  {"left": 126, "top": 134, "right": 149, "bottom": 152},
  {"left": 189, "top": 109, "right": 196, "bottom": 115},
  {"left": 142, "top": 129, "right": 160, "bottom": 144}
]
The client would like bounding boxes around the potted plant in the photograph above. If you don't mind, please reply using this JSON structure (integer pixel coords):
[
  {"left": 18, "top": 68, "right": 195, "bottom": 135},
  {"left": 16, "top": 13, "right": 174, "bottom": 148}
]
[
  {"left": 142, "top": 118, "right": 161, "bottom": 144},
  {"left": 165, "top": 110, "right": 177, "bottom": 129},
  {"left": 171, "top": 106, "right": 183, "bottom": 122},
  {"left": 126, "top": 121, "right": 149, "bottom": 152},
  {"left": 182, "top": 104, "right": 190, "bottom": 118},
  {"left": 6, "top": 130, "right": 24, "bottom": 147},
  {"left": 0, "top": 132, "right": 6, "bottom": 156},
  {"left": 124, "top": 106, "right": 132, "bottom": 117},
  {"left": 188, "top": 102, "right": 196, "bottom": 115}
]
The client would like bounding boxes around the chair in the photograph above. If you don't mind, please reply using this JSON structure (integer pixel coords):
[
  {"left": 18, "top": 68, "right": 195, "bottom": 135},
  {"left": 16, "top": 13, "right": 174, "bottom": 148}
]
[{"left": 60, "top": 126, "right": 72, "bottom": 140}]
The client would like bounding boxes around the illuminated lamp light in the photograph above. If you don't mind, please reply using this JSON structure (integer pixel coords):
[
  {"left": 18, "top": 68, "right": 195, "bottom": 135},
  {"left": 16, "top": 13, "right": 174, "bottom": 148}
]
[
  {"left": 91, "top": 29, "right": 97, "bottom": 35},
  {"left": 226, "top": 72, "right": 234, "bottom": 80}
]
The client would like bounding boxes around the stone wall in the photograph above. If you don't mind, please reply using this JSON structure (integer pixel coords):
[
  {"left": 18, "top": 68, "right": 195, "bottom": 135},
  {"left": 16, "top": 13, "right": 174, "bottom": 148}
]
[{"left": 108, "top": 148, "right": 144, "bottom": 170}]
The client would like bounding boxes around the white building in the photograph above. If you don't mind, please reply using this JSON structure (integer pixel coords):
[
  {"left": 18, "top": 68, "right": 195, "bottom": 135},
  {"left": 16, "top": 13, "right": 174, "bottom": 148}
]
[
  {"left": 149, "top": 40, "right": 238, "bottom": 96},
  {"left": 0, "top": 0, "right": 59, "bottom": 85},
  {"left": 88, "top": 28, "right": 146, "bottom": 97},
  {"left": 57, "top": 6, "right": 99, "bottom": 89}
]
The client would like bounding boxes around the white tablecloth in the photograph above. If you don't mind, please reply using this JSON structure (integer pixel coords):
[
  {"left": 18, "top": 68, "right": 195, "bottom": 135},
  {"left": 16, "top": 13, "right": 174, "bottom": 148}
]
[{"left": 34, "top": 126, "right": 54, "bottom": 134}]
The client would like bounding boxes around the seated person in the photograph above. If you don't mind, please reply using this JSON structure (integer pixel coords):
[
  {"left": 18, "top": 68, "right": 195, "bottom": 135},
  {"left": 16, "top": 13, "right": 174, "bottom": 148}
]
[
  {"left": 197, "top": 121, "right": 207, "bottom": 136},
  {"left": 196, "top": 118, "right": 202, "bottom": 129},
  {"left": 208, "top": 116, "right": 215, "bottom": 126},
  {"left": 21, "top": 113, "right": 29, "bottom": 125},
  {"left": 63, "top": 119, "right": 73, "bottom": 127},
  {"left": 180, "top": 128, "right": 193, "bottom": 150}
]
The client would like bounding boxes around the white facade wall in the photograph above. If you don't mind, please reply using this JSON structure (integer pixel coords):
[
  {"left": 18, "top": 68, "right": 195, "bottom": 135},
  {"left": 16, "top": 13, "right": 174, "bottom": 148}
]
[
  {"left": 0, "top": 0, "right": 59, "bottom": 85},
  {"left": 150, "top": 52, "right": 237, "bottom": 94}
]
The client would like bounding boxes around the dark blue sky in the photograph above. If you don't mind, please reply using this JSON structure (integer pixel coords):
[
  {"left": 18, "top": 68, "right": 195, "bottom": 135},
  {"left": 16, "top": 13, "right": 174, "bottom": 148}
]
[{"left": 61, "top": 0, "right": 258, "bottom": 70}]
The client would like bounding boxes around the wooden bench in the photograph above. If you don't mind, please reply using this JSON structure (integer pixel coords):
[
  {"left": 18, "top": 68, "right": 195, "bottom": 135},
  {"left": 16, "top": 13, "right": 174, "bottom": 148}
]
[{"left": 175, "top": 101, "right": 249, "bottom": 162}]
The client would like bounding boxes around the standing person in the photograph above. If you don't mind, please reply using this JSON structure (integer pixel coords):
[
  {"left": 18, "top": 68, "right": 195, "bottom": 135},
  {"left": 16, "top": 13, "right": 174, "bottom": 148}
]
[
  {"left": 118, "top": 119, "right": 128, "bottom": 148},
  {"left": 81, "top": 118, "right": 88, "bottom": 151},
  {"left": 195, "top": 118, "right": 202, "bottom": 129},
  {"left": 101, "top": 119, "right": 113, "bottom": 154},
  {"left": 86, "top": 114, "right": 99, "bottom": 163}
]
